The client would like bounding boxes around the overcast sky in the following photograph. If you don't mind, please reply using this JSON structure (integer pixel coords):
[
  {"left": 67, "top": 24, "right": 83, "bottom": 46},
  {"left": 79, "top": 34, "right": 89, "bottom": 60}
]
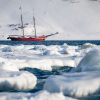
[{"left": 0, "top": 0, "right": 100, "bottom": 40}]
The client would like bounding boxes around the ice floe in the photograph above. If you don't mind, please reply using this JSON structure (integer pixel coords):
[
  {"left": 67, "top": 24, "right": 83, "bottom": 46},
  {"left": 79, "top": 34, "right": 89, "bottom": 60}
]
[
  {"left": 77, "top": 48, "right": 100, "bottom": 72},
  {"left": 81, "top": 43, "right": 97, "bottom": 49},
  {"left": 0, "top": 44, "right": 79, "bottom": 71},
  {"left": 0, "top": 91, "right": 77, "bottom": 100},
  {"left": 0, "top": 43, "right": 100, "bottom": 98},
  {"left": 44, "top": 71, "right": 100, "bottom": 97},
  {"left": 0, "top": 58, "right": 76, "bottom": 71},
  {"left": 44, "top": 48, "right": 100, "bottom": 98},
  {"left": 0, "top": 43, "right": 98, "bottom": 72},
  {"left": 0, "top": 70, "right": 37, "bottom": 91}
]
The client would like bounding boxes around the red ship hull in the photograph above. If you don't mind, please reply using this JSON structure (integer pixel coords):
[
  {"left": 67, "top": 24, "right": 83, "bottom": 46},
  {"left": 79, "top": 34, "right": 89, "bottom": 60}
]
[
  {"left": 7, "top": 32, "right": 58, "bottom": 41},
  {"left": 7, "top": 36, "right": 46, "bottom": 41}
]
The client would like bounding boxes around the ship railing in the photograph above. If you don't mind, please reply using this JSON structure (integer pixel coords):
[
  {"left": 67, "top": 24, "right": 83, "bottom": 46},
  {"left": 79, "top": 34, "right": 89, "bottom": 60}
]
[{"left": 8, "top": 35, "right": 37, "bottom": 38}]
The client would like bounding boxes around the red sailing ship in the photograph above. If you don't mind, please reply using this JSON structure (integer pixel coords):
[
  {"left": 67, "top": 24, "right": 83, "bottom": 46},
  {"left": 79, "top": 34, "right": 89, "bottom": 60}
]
[
  {"left": 7, "top": 5, "right": 58, "bottom": 41},
  {"left": 7, "top": 32, "right": 58, "bottom": 41}
]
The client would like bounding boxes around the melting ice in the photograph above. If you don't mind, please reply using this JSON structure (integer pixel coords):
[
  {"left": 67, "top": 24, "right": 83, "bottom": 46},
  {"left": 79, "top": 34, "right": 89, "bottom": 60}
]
[{"left": 0, "top": 42, "right": 100, "bottom": 100}]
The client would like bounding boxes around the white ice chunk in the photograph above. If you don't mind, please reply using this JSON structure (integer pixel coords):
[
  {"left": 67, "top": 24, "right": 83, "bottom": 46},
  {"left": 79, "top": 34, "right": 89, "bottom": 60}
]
[
  {"left": 0, "top": 44, "right": 79, "bottom": 71},
  {"left": 81, "top": 43, "right": 96, "bottom": 49},
  {"left": 43, "top": 49, "right": 61, "bottom": 56},
  {"left": 0, "top": 91, "right": 77, "bottom": 100},
  {"left": 77, "top": 48, "right": 100, "bottom": 72},
  {"left": 2, "top": 47, "right": 12, "bottom": 52},
  {"left": 44, "top": 71, "right": 100, "bottom": 97},
  {"left": 0, "top": 57, "right": 76, "bottom": 71},
  {"left": 0, "top": 70, "right": 37, "bottom": 91}
]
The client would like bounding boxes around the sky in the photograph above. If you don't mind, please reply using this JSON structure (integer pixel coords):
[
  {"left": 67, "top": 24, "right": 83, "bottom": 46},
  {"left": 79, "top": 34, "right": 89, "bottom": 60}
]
[{"left": 0, "top": 0, "right": 100, "bottom": 40}]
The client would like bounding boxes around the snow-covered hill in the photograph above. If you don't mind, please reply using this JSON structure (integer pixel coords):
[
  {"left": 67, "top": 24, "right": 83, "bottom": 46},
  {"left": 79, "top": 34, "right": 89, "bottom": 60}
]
[{"left": 0, "top": 0, "right": 100, "bottom": 40}]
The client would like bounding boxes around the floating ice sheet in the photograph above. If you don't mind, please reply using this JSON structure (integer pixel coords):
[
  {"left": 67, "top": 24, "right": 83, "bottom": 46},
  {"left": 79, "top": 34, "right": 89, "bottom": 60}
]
[
  {"left": 0, "top": 70, "right": 37, "bottom": 91},
  {"left": 44, "top": 71, "right": 100, "bottom": 97},
  {"left": 0, "top": 91, "right": 77, "bottom": 100}
]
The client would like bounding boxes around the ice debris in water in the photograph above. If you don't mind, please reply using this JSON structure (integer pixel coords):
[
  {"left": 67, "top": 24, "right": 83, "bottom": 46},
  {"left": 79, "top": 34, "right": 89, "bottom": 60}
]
[
  {"left": 0, "top": 70, "right": 37, "bottom": 91},
  {"left": 44, "top": 71, "right": 100, "bottom": 98},
  {"left": 0, "top": 90, "right": 77, "bottom": 100},
  {"left": 44, "top": 48, "right": 100, "bottom": 98},
  {"left": 77, "top": 48, "right": 100, "bottom": 72},
  {"left": 80, "top": 43, "right": 96, "bottom": 49},
  {"left": 2, "top": 47, "right": 12, "bottom": 52}
]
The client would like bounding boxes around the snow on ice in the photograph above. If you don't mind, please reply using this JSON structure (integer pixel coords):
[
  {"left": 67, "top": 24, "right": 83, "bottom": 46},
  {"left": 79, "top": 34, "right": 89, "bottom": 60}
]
[
  {"left": 0, "top": 44, "right": 78, "bottom": 71},
  {"left": 0, "top": 43, "right": 99, "bottom": 99},
  {"left": 0, "top": 70, "right": 37, "bottom": 91},
  {"left": 0, "top": 91, "right": 77, "bottom": 100},
  {"left": 44, "top": 71, "right": 100, "bottom": 97},
  {"left": 44, "top": 47, "right": 100, "bottom": 98}
]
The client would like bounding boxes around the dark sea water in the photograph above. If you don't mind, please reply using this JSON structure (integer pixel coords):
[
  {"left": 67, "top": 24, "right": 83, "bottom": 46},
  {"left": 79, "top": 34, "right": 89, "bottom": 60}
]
[
  {"left": 1, "top": 40, "right": 100, "bottom": 100},
  {"left": 0, "top": 40, "right": 100, "bottom": 45},
  {"left": 21, "top": 67, "right": 72, "bottom": 93}
]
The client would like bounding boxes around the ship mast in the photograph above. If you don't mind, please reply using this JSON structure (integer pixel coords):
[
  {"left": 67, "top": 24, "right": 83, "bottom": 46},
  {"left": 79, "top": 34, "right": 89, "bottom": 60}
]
[
  {"left": 33, "top": 11, "right": 37, "bottom": 37},
  {"left": 19, "top": 3, "right": 25, "bottom": 37}
]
